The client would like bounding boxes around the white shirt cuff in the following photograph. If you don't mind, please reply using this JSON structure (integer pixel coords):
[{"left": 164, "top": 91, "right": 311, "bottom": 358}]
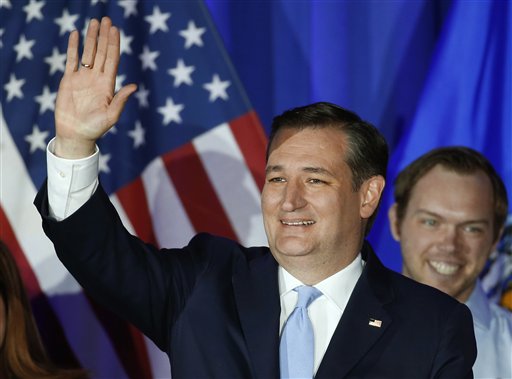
[{"left": 47, "top": 138, "right": 99, "bottom": 220}]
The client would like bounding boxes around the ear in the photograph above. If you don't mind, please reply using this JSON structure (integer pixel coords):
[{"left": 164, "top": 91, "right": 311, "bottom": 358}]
[
  {"left": 360, "top": 175, "right": 385, "bottom": 219},
  {"left": 490, "top": 225, "right": 505, "bottom": 254},
  {"left": 388, "top": 203, "right": 401, "bottom": 241}
]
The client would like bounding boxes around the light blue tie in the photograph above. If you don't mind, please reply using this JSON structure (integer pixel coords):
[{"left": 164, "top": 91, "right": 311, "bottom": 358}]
[{"left": 280, "top": 285, "right": 322, "bottom": 379}]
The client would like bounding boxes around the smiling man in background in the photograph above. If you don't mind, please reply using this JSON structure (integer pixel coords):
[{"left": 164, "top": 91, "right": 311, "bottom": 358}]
[{"left": 388, "top": 146, "right": 512, "bottom": 378}]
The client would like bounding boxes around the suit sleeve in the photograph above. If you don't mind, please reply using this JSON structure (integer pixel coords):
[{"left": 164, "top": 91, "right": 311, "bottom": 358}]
[
  {"left": 430, "top": 301, "right": 477, "bottom": 379},
  {"left": 34, "top": 181, "right": 211, "bottom": 351}
]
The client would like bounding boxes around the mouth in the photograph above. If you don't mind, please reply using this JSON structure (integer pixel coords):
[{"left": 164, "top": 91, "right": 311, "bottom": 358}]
[
  {"left": 428, "top": 260, "right": 460, "bottom": 275},
  {"left": 280, "top": 220, "right": 316, "bottom": 226}
]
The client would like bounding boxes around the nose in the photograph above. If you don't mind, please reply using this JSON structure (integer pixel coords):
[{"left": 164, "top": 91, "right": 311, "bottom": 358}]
[
  {"left": 437, "top": 226, "right": 460, "bottom": 254},
  {"left": 281, "top": 180, "right": 307, "bottom": 212}
]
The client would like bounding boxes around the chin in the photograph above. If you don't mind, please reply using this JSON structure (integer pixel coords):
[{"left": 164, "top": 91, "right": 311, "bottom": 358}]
[
  {"left": 271, "top": 232, "right": 318, "bottom": 256},
  {"left": 278, "top": 250, "right": 310, "bottom": 258},
  {"left": 426, "top": 281, "right": 457, "bottom": 297},
  {"left": 275, "top": 242, "right": 312, "bottom": 258}
]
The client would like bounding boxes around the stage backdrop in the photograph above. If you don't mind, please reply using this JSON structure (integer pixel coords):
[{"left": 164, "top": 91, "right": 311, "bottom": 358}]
[{"left": 1, "top": 1, "right": 510, "bottom": 378}]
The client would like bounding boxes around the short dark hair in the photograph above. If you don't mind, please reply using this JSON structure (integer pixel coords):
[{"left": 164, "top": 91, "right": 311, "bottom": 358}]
[
  {"left": 393, "top": 146, "right": 509, "bottom": 242},
  {"left": 267, "top": 102, "right": 389, "bottom": 235}
]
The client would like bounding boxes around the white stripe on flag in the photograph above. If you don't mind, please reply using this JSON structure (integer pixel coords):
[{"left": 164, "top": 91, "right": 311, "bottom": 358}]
[
  {"left": 144, "top": 334, "right": 172, "bottom": 379},
  {"left": 193, "top": 123, "right": 267, "bottom": 247},
  {"left": 111, "top": 194, "right": 136, "bottom": 236},
  {"left": 0, "top": 107, "right": 79, "bottom": 295},
  {"left": 142, "top": 156, "right": 196, "bottom": 248}
]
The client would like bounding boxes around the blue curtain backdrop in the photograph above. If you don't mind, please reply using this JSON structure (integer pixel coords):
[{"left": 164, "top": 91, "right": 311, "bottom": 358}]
[{"left": 205, "top": 0, "right": 512, "bottom": 273}]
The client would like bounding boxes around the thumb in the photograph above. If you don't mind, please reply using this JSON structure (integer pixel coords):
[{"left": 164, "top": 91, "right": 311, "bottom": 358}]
[{"left": 107, "top": 83, "right": 138, "bottom": 125}]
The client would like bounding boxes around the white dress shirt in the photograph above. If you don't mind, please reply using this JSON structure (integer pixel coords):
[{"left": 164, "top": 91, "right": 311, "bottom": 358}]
[
  {"left": 466, "top": 281, "right": 512, "bottom": 379},
  {"left": 279, "top": 256, "right": 364, "bottom": 375}
]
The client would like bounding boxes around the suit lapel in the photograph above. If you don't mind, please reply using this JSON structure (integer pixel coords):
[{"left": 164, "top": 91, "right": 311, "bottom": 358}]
[
  {"left": 233, "top": 250, "right": 280, "bottom": 379},
  {"left": 316, "top": 242, "right": 394, "bottom": 379}
]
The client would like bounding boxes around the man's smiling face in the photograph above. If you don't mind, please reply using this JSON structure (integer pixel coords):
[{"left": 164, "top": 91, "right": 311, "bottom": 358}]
[
  {"left": 262, "top": 127, "right": 367, "bottom": 277},
  {"left": 389, "top": 165, "right": 498, "bottom": 302}
]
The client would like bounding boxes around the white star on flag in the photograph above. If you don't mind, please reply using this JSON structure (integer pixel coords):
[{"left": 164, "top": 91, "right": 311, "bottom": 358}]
[
  {"left": 14, "top": 34, "right": 35, "bottom": 62},
  {"left": 139, "top": 45, "right": 160, "bottom": 71},
  {"left": 44, "top": 47, "right": 66, "bottom": 75},
  {"left": 22, "top": 0, "right": 44, "bottom": 22},
  {"left": 179, "top": 20, "right": 206, "bottom": 49},
  {"left": 99, "top": 152, "right": 111, "bottom": 174},
  {"left": 54, "top": 9, "right": 79, "bottom": 35},
  {"left": 34, "top": 85, "right": 57, "bottom": 114},
  {"left": 115, "top": 75, "right": 126, "bottom": 93},
  {"left": 24, "top": 125, "right": 49, "bottom": 153},
  {"left": 145, "top": 6, "right": 171, "bottom": 34},
  {"left": 128, "top": 121, "right": 146, "bottom": 148},
  {"left": 0, "top": 0, "right": 11, "bottom": 9},
  {"left": 203, "top": 74, "right": 231, "bottom": 102},
  {"left": 118, "top": 0, "right": 138, "bottom": 18},
  {"left": 4, "top": 73, "right": 25, "bottom": 101},
  {"left": 134, "top": 83, "right": 150, "bottom": 108},
  {"left": 158, "top": 97, "right": 184, "bottom": 125},
  {"left": 168, "top": 59, "right": 195, "bottom": 87},
  {"left": 120, "top": 30, "right": 134, "bottom": 55}
]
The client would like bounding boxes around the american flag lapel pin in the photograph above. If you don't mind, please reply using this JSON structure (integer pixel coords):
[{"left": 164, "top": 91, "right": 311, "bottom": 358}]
[{"left": 368, "top": 318, "right": 382, "bottom": 328}]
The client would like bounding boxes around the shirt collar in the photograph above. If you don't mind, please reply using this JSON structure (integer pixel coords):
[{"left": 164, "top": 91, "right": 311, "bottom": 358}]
[
  {"left": 278, "top": 253, "right": 364, "bottom": 311},
  {"left": 465, "top": 280, "right": 492, "bottom": 330}
]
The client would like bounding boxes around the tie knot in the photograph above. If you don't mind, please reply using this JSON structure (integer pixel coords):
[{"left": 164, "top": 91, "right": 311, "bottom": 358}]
[{"left": 294, "top": 285, "right": 322, "bottom": 309}]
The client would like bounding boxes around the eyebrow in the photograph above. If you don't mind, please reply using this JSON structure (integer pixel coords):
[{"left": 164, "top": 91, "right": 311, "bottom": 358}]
[{"left": 265, "top": 165, "right": 334, "bottom": 177}]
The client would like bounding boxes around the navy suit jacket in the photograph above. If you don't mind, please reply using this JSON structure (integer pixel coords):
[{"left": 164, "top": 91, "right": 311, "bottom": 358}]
[{"left": 35, "top": 183, "right": 476, "bottom": 378}]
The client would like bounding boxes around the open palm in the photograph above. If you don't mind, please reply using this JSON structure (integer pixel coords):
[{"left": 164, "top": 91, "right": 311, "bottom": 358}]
[{"left": 54, "top": 17, "right": 136, "bottom": 158}]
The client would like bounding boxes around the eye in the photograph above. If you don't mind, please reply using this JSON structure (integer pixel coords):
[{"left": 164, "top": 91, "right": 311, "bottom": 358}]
[
  {"left": 307, "top": 178, "right": 326, "bottom": 185},
  {"left": 462, "top": 225, "right": 484, "bottom": 234},
  {"left": 421, "top": 218, "right": 438, "bottom": 227},
  {"left": 267, "top": 177, "right": 286, "bottom": 183}
]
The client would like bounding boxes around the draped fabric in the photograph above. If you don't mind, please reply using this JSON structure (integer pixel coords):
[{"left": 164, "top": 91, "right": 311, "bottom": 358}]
[{"left": 1, "top": 1, "right": 266, "bottom": 377}]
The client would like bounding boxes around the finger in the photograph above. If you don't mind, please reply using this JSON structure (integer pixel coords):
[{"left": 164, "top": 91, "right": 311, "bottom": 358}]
[
  {"left": 104, "top": 26, "right": 121, "bottom": 79},
  {"left": 107, "top": 84, "right": 138, "bottom": 125},
  {"left": 94, "top": 16, "right": 112, "bottom": 72},
  {"left": 81, "top": 18, "right": 100, "bottom": 68},
  {"left": 65, "top": 30, "right": 79, "bottom": 73}
]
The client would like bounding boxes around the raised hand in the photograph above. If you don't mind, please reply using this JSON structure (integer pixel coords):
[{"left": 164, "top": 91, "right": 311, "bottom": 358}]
[{"left": 54, "top": 17, "right": 137, "bottom": 158}]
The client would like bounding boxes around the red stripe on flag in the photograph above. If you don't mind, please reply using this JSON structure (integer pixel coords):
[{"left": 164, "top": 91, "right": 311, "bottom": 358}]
[
  {"left": 229, "top": 111, "right": 268, "bottom": 191},
  {"left": 0, "top": 206, "right": 82, "bottom": 369},
  {"left": 163, "top": 143, "right": 239, "bottom": 241},
  {"left": 116, "top": 178, "right": 158, "bottom": 247}
]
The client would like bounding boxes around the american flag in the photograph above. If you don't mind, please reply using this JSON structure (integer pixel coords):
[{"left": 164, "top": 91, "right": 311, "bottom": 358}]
[{"left": 0, "top": 0, "right": 268, "bottom": 377}]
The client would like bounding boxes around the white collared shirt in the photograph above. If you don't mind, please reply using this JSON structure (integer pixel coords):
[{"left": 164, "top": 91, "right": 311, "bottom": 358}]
[
  {"left": 278, "top": 255, "right": 364, "bottom": 374},
  {"left": 466, "top": 281, "right": 512, "bottom": 379}
]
